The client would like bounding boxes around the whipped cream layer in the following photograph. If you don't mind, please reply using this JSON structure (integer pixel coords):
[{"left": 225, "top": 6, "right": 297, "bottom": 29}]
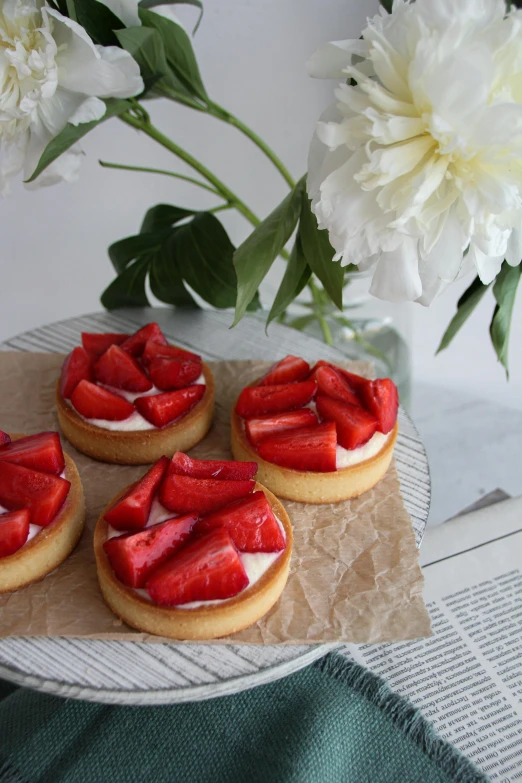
[
  {"left": 335, "top": 431, "right": 391, "bottom": 469},
  {"left": 107, "top": 497, "right": 286, "bottom": 609}
]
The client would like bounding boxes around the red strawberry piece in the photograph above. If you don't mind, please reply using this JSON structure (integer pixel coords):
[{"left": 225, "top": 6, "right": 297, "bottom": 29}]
[
  {"left": 316, "top": 395, "right": 378, "bottom": 450},
  {"left": 314, "top": 365, "right": 361, "bottom": 407},
  {"left": 168, "top": 452, "right": 258, "bottom": 481},
  {"left": 104, "top": 457, "right": 170, "bottom": 531},
  {"left": 0, "top": 432, "right": 65, "bottom": 475},
  {"left": 81, "top": 332, "right": 128, "bottom": 358},
  {"left": 257, "top": 422, "right": 337, "bottom": 472},
  {"left": 104, "top": 513, "right": 198, "bottom": 588},
  {"left": 146, "top": 527, "right": 249, "bottom": 606},
  {"left": 311, "top": 361, "right": 367, "bottom": 395},
  {"left": 94, "top": 345, "right": 152, "bottom": 393},
  {"left": 60, "top": 347, "right": 93, "bottom": 399},
  {"left": 148, "top": 357, "right": 202, "bottom": 391},
  {"left": 0, "top": 431, "right": 11, "bottom": 446},
  {"left": 360, "top": 378, "right": 399, "bottom": 434},
  {"left": 245, "top": 409, "right": 318, "bottom": 446},
  {"left": 160, "top": 474, "right": 255, "bottom": 515},
  {"left": 141, "top": 339, "right": 200, "bottom": 367},
  {"left": 71, "top": 380, "right": 134, "bottom": 421},
  {"left": 120, "top": 322, "right": 167, "bottom": 357},
  {"left": 197, "top": 491, "right": 285, "bottom": 553},
  {"left": 135, "top": 385, "right": 205, "bottom": 428},
  {"left": 235, "top": 380, "right": 316, "bottom": 418},
  {"left": 0, "top": 509, "right": 30, "bottom": 557},
  {"left": 0, "top": 463, "right": 70, "bottom": 527},
  {"left": 258, "top": 356, "right": 310, "bottom": 386}
]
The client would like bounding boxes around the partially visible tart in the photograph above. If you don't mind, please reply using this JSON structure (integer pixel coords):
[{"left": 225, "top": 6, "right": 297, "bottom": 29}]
[
  {"left": 94, "top": 454, "right": 293, "bottom": 640},
  {"left": 56, "top": 322, "right": 215, "bottom": 465},
  {"left": 0, "top": 431, "right": 85, "bottom": 593},
  {"left": 231, "top": 356, "right": 399, "bottom": 504}
]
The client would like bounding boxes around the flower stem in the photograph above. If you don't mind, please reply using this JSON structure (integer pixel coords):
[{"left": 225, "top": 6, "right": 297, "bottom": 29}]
[
  {"left": 308, "top": 278, "right": 334, "bottom": 345},
  {"left": 98, "top": 160, "right": 224, "bottom": 198}
]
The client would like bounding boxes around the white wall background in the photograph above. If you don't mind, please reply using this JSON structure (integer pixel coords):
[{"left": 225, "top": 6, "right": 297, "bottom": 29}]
[{"left": 0, "top": 0, "right": 521, "bottom": 410}]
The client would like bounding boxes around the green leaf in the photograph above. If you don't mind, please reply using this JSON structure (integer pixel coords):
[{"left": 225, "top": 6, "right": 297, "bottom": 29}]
[
  {"left": 298, "top": 192, "right": 343, "bottom": 310},
  {"left": 167, "top": 212, "right": 237, "bottom": 308},
  {"left": 108, "top": 232, "right": 164, "bottom": 274},
  {"left": 138, "top": 0, "right": 204, "bottom": 34},
  {"left": 116, "top": 26, "right": 179, "bottom": 94},
  {"left": 25, "top": 99, "right": 132, "bottom": 183},
  {"left": 437, "top": 276, "right": 490, "bottom": 354},
  {"left": 139, "top": 8, "right": 207, "bottom": 101},
  {"left": 140, "top": 204, "right": 195, "bottom": 233},
  {"left": 379, "top": 0, "right": 393, "bottom": 12},
  {"left": 287, "top": 313, "right": 317, "bottom": 331},
  {"left": 101, "top": 257, "right": 151, "bottom": 309},
  {"left": 75, "top": 0, "right": 124, "bottom": 46},
  {"left": 149, "top": 246, "right": 199, "bottom": 307},
  {"left": 267, "top": 236, "right": 311, "bottom": 327},
  {"left": 490, "top": 262, "right": 522, "bottom": 376},
  {"left": 233, "top": 178, "right": 305, "bottom": 326}
]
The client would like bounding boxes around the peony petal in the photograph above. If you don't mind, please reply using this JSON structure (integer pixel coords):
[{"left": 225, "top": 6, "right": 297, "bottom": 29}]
[
  {"left": 469, "top": 244, "right": 504, "bottom": 285},
  {"left": 307, "top": 39, "right": 370, "bottom": 79},
  {"left": 369, "top": 238, "right": 423, "bottom": 302},
  {"left": 69, "top": 96, "right": 106, "bottom": 125},
  {"left": 505, "top": 228, "right": 522, "bottom": 267}
]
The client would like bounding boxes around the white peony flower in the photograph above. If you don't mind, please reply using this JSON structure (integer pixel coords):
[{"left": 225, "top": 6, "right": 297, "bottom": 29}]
[
  {"left": 307, "top": 0, "right": 522, "bottom": 304},
  {"left": 0, "top": 0, "right": 144, "bottom": 193}
]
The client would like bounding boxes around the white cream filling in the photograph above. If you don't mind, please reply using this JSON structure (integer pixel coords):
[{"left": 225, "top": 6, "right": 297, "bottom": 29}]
[{"left": 335, "top": 431, "right": 390, "bottom": 469}]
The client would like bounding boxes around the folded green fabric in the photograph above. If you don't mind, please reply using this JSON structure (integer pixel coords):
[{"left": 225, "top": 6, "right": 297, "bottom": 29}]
[{"left": 0, "top": 653, "right": 486, "bottom": 783}]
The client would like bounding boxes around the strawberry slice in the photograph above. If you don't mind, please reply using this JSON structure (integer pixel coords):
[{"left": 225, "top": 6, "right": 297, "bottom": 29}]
[
  {"left": 197, "top": 491, "right": 285, "bottom": 553},
  {"left": 0, "top": 463, "right": 70, "bottom": 527},
  {"left": 71, "top": 380, "right": 134, "bottom": 421},
  {"left": 160, "top": 474, "right": 255, "bottom": 515},
  {"left": 0, "top": 432, "right": 65, "bottom": 475},
  {"left": 236, "top": 380, "right": 316, "bottom": 418},
  {"left": 168, "top": 453, "right": 258, "bottom": 481},
  {"left": 257, "top": 422, "right": 337, "bottom": 472},
  {"left": 104, "top": 513, "right": 197, "bottom": 588},
  {"left": 360, "top": 378, "right": 398, "bottom": 434},
  {"left": 81, "top": 332, "right": 128, "bottom": 358},
  {"left": 148, "top": 357, "right": 202, "bottom": 391},
  {"left": 104, "top": 457, "right": 170, "bottom": 531},
  {"left": 135, "top": 385, "right": 205, "bottom": 428},
  {"left": 0, "top": 431, "right": 11, "bottom": 446},
  {"left": 60, "top": 347, "right": 93, "bottom": 399},
  {"left": 120, "top": 323, "right": 167, "bottom": 357},
  {"left": 0, "top": 509, "right": 30, "bottom": 557},
  {"left": 314, "top": 365, "right": 361, "bottom": 407},
  {"left": 311, "top": 361, "right": 367, "bottom": 395},
  {"left": 146, "top": 527, "right": 249, "bottom": 606},
  {"left": 258, "top": 356, "right": 310, "bottom": 386},
  {"left": 94, "top": 345, "right": 152, "bottom": 393},
  {"left": 316, "top": 395, "right": 378, "bottom": 450},
  {"left": 245, "top": 409, "right": 318, "bottom": 446},
  {"left": 141, "top": 339, "right": 200, "bottom": 367}
]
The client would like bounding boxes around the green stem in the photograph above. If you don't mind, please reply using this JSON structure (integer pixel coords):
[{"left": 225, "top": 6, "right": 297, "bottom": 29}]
[
  {"left": 99, "top": 160, "right": 223, "bottom": 198},
  {"left": 308, "top": 278, "right": 334, "bottom": 345}
]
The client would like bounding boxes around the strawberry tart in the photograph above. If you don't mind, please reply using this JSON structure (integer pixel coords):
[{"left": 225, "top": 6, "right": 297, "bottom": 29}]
[
  {"left": 0, "top": 430, "right": 85, "bottom": 593},
  {"left": 94, "top": 452, "right": 293, "bottom": 640},
  {"left": 230, "top": 356, "right": 399, "bottom": 504},
  {"left": 56, "top": 322, "right": 215, "bottom": 465}
]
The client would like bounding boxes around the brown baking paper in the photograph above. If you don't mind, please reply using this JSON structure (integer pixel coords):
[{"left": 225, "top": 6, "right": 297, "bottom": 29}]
[{"left": 0, "top": 352, "right": 431, "bottom": 644}]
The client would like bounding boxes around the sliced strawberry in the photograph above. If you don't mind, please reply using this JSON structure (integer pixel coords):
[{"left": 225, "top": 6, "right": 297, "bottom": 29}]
[
  {"left": 94, "top": 345, "right": 152, "bottom": 393},
  {"left": 141, "top": 339, "right": 200, "bottom": 367},
  {"left": 71, "top": 380, "right": 134, "bottom": 421},
  {"left": 245, "top": 409, "right": 318, "bottom": 446},
  {"left": 104, "top": 457, "right": 170, "bottom": 531},
  {"left": 257, "top": 422, "right": 337, "bottom": 472},
  {"left": 314, "top": 365, "right": 361, "bottom": 407},
  {"left": 0, "top": 431, "right": 11, "bottom": 447},
  {"left": 197, "top": 491, "right": 285, "bottom": 553},
  {"left": 81, "top": 332, "right": 128, "bottom": 358},
  {"left": 236, "top": 380, "right": 316, "bottom": 418},
  {"left": 148, "top": 357, "right": 202, "bottom": 391},
  {"left": 168, "top": 453, "right": 258, "bottom": 481},
  {"left": 258, "top": 356, "right": 310, "bottom": 386},
  {"left": 146, "top": 527, "right": 249, "bottom": 606},
  {"left": 0, "top": 509, "right": 30, "bottom": 557},
  {"left": 311, "top": 361, "right": 367, "bottom": 395},
  {"left": 360, "top": 378, "right": 399, "bottom": 434},
  {"left": 0, "top": 432, "right": 65, "bottom": 475},
  {"left": 316, "top": 395, "right": 378, "bottom": 450},
  {"left": 104, "top": 513, "right": 198, "bottom": 588},
  {"left": 60, "top": 347, "right": 93, "bottom": 399},
  {"left": 135, "top": 385, "right": 205, "bottom": 428},
  {"left": 120, "top": 323, "right": 167, "bottom": 357},
  {"left": 0, "top": 463, "right": 70, "bottom": 527},
  {"left": 160, "top": 474, "right": 254, "bottom": 515}
]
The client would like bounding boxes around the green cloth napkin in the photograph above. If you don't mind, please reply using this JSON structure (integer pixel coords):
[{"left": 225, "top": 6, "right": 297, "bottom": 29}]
[{"left": 0, "top": 653, "right": 486, "bottom": 783}]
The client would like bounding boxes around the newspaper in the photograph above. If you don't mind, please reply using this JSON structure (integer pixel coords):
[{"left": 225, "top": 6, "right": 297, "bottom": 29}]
[{"left": 344, "top": 495, "right": 522, "bottom": 782}]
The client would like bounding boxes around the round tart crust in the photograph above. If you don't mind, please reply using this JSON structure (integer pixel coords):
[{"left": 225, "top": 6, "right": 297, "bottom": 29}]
[
  {"left": 56, "top": 363, "right": 215, "bottom": 465},
  {"left": 231, "top": 409, "right": 399, "bottom": 504},
  {"left": 0, "top": 437, "right": 86, "bottom": 594},
  {"left": 94, "top": 481, "right": 293, "bottom": 640}
]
